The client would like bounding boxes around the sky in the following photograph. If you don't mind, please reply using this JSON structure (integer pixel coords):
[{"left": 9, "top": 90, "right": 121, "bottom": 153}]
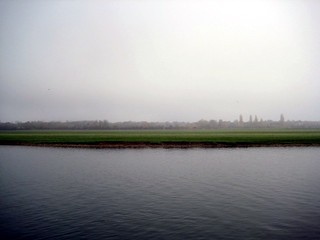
[{"left": 0, "top": 0, "right": 320, "bottom": 122}]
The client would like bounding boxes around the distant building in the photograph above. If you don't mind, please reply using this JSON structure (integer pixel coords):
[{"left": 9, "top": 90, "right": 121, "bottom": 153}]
[{"left": 239, "top": 114, "right": 243, "bottom": 124}]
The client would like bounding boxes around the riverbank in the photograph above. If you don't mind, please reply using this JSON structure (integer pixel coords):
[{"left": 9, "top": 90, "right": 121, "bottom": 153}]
[
  {"left": 1, "top": 130, "right": 320, "bottom": 149},
  {"left": 1, "top": 142, "right": 320, "bottom": 149}
]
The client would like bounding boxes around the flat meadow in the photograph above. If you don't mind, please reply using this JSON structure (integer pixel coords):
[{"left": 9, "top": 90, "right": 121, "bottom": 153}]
[{"left": 1, "top": 129, "right": 320, "bottom": 147}]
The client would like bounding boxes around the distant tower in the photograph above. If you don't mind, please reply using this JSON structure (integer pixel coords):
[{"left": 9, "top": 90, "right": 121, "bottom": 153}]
[
  {"left": 254, "top": 115, "right": 258, "bottom": 123},
  {"left": 239, "top": 114, "right": 243, "bottom": 124},
  {"left": 280, "top": 114, "right": 285, "bottom": 123},
  {"left": 249, "top": 115, "right": 253, "bottom": 123}
]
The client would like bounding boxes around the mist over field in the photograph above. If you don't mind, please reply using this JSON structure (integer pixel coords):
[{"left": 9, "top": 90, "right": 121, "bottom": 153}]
[{"left": 1, "top": 0, "right": 320, "bottom": 122}]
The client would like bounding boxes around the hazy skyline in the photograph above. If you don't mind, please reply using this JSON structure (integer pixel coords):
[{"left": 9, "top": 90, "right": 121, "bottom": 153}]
[{"left": 1, "top": 0, "right": 320, "bottom": 122}]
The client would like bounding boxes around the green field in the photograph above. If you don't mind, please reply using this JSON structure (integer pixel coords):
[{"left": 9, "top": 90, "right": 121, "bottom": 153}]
[{"left": 1, "top": 130, "right": 320, "bottom": 147}]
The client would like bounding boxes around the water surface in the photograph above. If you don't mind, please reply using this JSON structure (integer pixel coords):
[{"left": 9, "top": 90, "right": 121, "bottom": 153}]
[{"left": 1, "top": 146, "right": 320, "bottom": 239}]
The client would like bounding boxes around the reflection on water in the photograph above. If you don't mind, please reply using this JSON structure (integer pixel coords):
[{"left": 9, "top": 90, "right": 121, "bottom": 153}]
[{"left": 1, "top": 146, "right": 320, "bottom": 239}]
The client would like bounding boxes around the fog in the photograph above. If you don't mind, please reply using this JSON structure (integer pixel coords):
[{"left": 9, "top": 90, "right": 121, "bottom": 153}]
[{"left": 1, "top": 0, "right": 319, "bottom": 122}]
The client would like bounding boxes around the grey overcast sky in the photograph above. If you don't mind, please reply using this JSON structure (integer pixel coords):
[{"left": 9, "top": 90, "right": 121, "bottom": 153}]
[{"left": 0, "top": 0, "right": 319, "bottom": 122}]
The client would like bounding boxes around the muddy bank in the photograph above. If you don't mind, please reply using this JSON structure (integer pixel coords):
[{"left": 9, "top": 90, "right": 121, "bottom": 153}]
[{"left": 1, "top": 142, "right": 320, "bottom": 149}]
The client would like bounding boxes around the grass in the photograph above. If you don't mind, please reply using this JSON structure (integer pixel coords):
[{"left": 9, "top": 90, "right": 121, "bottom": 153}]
[{"left": 1, "top": 129, "right": 320, "bottom": 147}]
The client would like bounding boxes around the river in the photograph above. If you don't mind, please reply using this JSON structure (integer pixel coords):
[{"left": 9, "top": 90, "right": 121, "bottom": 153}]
[{"left": 1, "top": 146, "right": 320, "bottom": 239}]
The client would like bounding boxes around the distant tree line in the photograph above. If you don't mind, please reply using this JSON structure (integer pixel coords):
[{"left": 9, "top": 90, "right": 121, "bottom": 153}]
[{"left": 1, "top": 115, "right": 320, "bottom": 130}]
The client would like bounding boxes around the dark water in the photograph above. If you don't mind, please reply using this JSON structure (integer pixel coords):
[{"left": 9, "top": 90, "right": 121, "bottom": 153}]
[{"left": 1, "top": 146, "right": 320, "bottom": 240}]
